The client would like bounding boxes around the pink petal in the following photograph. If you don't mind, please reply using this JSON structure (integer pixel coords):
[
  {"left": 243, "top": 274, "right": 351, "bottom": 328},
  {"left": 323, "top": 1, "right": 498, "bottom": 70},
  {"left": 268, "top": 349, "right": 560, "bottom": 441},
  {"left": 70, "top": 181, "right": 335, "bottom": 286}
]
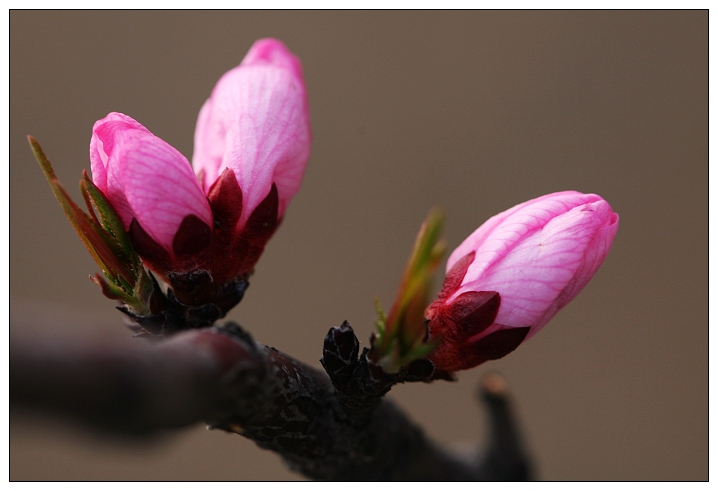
[
  {"left": 241, "top": 38, "right": 305, "bottom": 79},
  {"left": 192, "top": 38, "right": 311, "bottom": 229},
  {"left": 90, "top": 112, "right": 149, "bottom": 195},
  {"left": 447, "top": 191, "right": 597, "bottom": 272},
  {"left": 193, "top": 98, "right": 225, "bottom": 188},
  {"left": 453, "top": 197, "right": 618, "bottom": 336},
  {"left": 529, "top": 203, "right": 619, "bottom": 335},
  {"left": 92, "top": 112, "right": 212, "bottom": 252}
]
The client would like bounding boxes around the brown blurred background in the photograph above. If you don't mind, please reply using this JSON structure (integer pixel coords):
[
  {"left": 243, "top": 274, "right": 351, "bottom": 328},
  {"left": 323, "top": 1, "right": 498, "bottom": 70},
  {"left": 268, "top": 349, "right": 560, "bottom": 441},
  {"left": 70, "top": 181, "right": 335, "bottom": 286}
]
[{"left": 10, "top": 11, "right": 707, "bottom": 480}]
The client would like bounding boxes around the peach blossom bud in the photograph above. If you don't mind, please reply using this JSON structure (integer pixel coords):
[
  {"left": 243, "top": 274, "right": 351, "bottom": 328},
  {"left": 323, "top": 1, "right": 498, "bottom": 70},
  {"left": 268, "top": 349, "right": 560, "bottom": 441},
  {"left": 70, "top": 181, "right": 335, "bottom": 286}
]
[
  {"left": 88, "top": 39, "right": 311, "bottom": 311},
  {"left": 427, "top": 191, "right": 619, "bottom": 372},
  {"left": 90, "top": 112, "right": 213, "bottom": 262},
  {"left": 192, "top": 38, "right": 311, "bottom": 230}
]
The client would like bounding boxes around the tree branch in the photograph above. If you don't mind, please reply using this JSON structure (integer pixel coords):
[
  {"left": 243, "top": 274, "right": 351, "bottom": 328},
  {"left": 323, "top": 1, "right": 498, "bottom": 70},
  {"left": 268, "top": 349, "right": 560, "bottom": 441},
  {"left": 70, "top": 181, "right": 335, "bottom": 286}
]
[{"left": 11, "top": 314, "right": 532, "bottom": 480}]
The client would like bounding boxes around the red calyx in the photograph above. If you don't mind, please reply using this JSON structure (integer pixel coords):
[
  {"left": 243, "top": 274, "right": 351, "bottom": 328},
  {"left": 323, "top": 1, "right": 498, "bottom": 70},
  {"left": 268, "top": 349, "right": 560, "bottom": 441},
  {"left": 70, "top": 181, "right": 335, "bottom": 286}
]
[
  {"left": 228, "top": 183, "right": 280, "bottom": 280},
  {"left": 126, "top": 170, "right": 281, "bottom": 310},
  {"left": 207, "top": 167, "right": 243, "bottom": 232},
  {"left": 426, "top": 251, "right": 530, "bottom": 372}
]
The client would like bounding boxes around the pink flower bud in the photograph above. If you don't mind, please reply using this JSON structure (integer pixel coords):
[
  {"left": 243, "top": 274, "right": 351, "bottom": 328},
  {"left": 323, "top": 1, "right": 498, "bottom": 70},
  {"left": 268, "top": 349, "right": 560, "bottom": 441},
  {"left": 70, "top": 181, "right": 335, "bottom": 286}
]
[
  {"left": 192, "top": 38, "right": 311, "bottom": 230},
  {"left": 88, "top": 39, "right": 311, "bottom": 309},
  {"left": 90, "top": 112, "right": 213, "bottom": 258},
  {"left": 426, "top": 191, "right": 619, "bottom": 372}
]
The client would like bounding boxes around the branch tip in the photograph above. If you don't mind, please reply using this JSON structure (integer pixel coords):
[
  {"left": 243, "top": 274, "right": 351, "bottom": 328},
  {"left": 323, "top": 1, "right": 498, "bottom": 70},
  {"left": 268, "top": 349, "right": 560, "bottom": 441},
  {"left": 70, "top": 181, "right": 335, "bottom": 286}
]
[{"left": 480, "top": 371, "right": 509, "bottom": 398}]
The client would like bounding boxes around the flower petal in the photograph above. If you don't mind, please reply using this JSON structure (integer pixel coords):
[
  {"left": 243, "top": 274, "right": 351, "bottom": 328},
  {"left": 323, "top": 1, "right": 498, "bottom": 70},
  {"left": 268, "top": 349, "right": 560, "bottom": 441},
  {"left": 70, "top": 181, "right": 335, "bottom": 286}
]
[
  {"left": 454, "top": 197, "right": 617, "bottom": 336},
  {"left": 92, "top": 113, "right": 212, "bottom": 253},
  {"left": 192, "top": 38, "right": 311, "bottom": 229},
  {"left": 90, "top": 113, "right": 150, "bottom": 220},
  {"left": 447, "top": 191, "right": 599, "bottom": 272}
]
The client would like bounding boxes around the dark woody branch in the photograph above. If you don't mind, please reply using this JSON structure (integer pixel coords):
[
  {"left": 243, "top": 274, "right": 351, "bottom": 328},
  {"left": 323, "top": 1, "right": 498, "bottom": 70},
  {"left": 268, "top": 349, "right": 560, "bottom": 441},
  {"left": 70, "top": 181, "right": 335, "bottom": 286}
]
[{"left": 10, "top": 316, "right": 531, "bottom": 481}]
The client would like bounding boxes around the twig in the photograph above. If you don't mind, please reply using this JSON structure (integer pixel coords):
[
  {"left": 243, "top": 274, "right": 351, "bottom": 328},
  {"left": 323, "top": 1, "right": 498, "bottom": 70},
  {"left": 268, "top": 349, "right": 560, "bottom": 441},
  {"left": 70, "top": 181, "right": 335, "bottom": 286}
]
[{"left": 476, "top": 372, "right": 533, "bottom": 481}]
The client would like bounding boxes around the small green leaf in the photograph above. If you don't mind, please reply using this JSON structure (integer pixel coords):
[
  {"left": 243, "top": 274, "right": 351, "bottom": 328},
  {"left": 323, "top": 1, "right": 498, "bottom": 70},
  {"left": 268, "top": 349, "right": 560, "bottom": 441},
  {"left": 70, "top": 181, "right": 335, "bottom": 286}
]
[
  {"left": 81, "top": 172, "right": 142, "bottom": 274},
  {"left": 374, "top": 296, "right": 387, "bottom": 337},
  {"left": 30, "top": 136, "right": 151, "bottom": 316},
  {"left": 90, "top": 274, "right": 134, "bottom": 304},
  {"left": 30, "top": 136, "right": 102, "bottom": 266},
  {"left": 371, "top": 208, "right": 446, "bottom": 371}
]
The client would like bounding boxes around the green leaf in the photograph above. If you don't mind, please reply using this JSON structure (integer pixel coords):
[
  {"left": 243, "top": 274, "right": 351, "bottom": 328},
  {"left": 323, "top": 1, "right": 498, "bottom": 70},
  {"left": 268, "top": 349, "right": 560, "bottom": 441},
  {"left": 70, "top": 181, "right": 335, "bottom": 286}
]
[
  {"left": 81, "top": 171, "right": 142, "bottom": 274},
  {"left": 29, "top": 136, "right": 151, "bottom": 316},
  {"left": 31, "top": 137, "right": 101, "bottom": 265},
  {"left": 374, "top": 297, "right": 387, "bottom": 337},
  {"left": 372, "top": 208, "right": 446, "bottom": 371},
  {"left": 90, "top": 274, "right": 135, "bottom": 304}
]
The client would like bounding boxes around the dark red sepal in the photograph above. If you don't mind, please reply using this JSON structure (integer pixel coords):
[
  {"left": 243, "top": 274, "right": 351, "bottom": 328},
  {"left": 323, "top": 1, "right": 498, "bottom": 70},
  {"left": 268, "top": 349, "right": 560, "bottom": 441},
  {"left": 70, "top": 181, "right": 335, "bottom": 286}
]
[
  {"left": 461, "top": 326, "right": 530, "bottom": 365},
  {"left": 426, "top": 289, "right": 499, "bottom": 343},
  {"left": 129, "top": 218, "right": 172, "bottom": 273},
  {"left": 426, "top": 289, "right": 531, "bottom": 372},
  {"left": 448, "top": 291, "right": 501, "bottom": 338},
  {"left": 243, "top": 183, "right": 279, "bottom": 241},
  {"left": 430, "top": 324, "right": 530, "bottom": 373},
  {"left": 172, "top": 214, "right": 212, "bottom": 257},
  {"left": 207, "top": 167, "right": 242, "bottom": 231},
  {"left": 229, "top": 183, "right": 281, "bottom": 278},
  {"left": 436, "top": 251, "right": 475, "bottom": 302}
]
